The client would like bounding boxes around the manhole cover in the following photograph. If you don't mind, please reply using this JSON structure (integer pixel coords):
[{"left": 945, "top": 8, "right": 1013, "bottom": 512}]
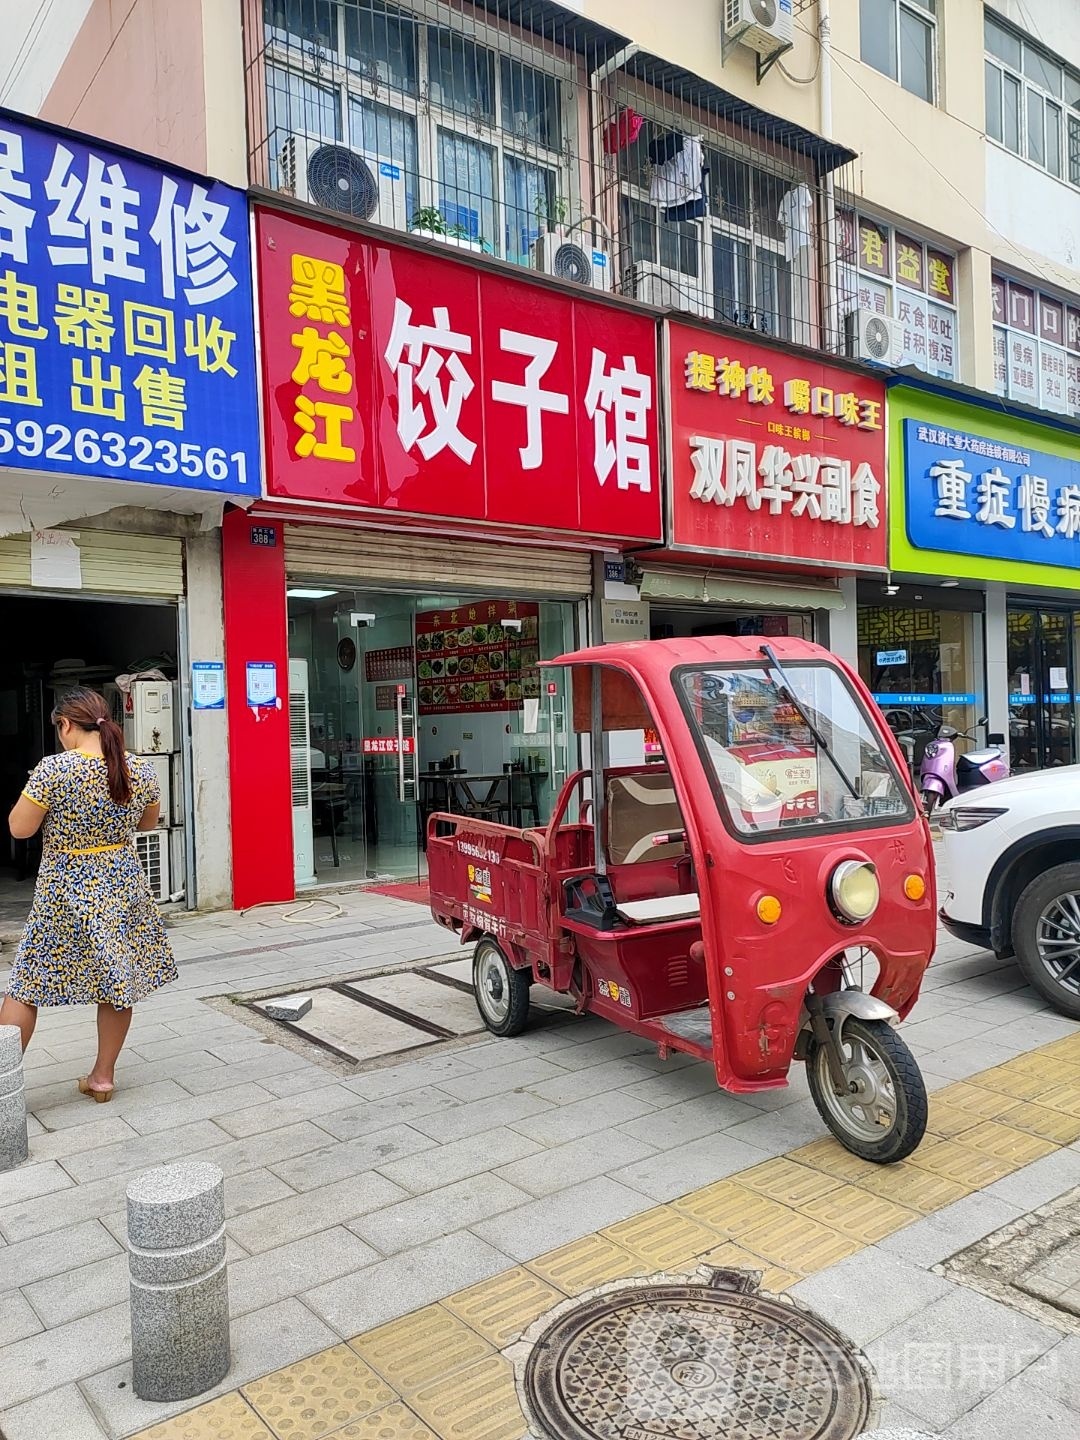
[{"left": 522, "top": 1280, "right": 872, "bottom": 1440}]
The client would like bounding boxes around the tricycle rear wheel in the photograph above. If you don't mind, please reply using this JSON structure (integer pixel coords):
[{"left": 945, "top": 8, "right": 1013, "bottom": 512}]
[
  {"left": 807, "top": 1017, "right": 927, "bottom": 1163},
  {"left": 473, "top": 937, "right": 531, "bottom": 1037}
]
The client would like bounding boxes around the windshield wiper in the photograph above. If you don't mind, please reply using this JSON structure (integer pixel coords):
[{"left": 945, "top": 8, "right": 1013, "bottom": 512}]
[{"left": 759, "top": 644, "right": 860, "bottom": 801}]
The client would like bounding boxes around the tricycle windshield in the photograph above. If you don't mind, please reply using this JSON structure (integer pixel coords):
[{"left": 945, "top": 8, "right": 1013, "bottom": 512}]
[{"left": 675, "top": 661, "right": 913, "bottom": 837}]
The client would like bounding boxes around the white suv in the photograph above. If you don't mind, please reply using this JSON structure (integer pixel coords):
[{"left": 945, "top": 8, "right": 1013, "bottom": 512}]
[{"left": 938, "top": 766, "right": 1080, "bottom": 1019}]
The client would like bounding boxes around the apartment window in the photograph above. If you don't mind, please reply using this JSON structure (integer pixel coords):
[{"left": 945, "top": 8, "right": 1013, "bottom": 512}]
[
  {"left": 985, "top": 12, "right": 1080, "bottom": 185},
  {"left": 617, "top": 124, "right": 800, "bottom": 339},
  {"left": 262, "top": 0, "right": 573, "bottom": 264},
  {"left": 841, "top": 211, "right": 958, "bottom": 379},
  {"left": 860, "top": 0, "right": 937, "bottom": 103},
  {"left": 992, "top": 275, "right": 1080, "bottom": 416}
]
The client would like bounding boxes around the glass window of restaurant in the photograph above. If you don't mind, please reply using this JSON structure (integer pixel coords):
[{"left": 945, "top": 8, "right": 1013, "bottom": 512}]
[
  {"left": 1006, "top": 605, "right": 1080, "bottom": 771},
  {"left": 856, "top": 588, "right": 984, "bottom": 774},
  {"left": 287, "top": 584, "right": 577, "bottom": 887}
]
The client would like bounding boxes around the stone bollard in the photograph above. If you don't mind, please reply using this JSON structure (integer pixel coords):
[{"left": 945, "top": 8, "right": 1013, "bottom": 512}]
[
  {"left": 127, "top": 1161, "right": 230, "bottom": 1402},
  {"left": 0, "top": 1024, "right": 29, "bottom": 1172}
]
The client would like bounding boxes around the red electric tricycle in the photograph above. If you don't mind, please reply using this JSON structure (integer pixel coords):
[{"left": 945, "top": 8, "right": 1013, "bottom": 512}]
[{"left": 428, "top": 636, "right": 937, "bottom": 1162}]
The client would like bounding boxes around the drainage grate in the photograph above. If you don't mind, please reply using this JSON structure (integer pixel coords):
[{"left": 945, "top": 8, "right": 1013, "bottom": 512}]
[{"left": 522, "top": 1277, "right": 872, "bottom": 1440}]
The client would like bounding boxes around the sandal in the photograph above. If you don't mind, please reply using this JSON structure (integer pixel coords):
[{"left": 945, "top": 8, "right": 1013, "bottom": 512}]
[{"left": 77, "top": 1077, "right": 114, "bottom": 1104}]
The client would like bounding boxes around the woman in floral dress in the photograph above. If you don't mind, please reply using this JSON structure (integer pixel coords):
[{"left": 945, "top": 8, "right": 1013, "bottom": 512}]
[{"left": 0, "top": 687, "right": 177, "bottom": 1101}]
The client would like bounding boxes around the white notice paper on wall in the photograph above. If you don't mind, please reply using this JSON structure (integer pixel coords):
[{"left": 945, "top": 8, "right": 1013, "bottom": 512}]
[
  {"left": 30, "top": 530, "right": 82, "bottom": 589},
  {"left": 523, "top": 698, "right": 540, "bottom": 735},
  {"left": 1050, "top": 667, "right": 1068, "bottom": 691}
]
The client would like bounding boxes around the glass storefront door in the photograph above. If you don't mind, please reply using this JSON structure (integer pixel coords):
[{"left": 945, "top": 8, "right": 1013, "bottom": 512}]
[
  {"left": 287, "top": 585, "right": 576, "bottom": 887},
  {"left": 1007, "top": 608, "right": 1078, "bottom": 771}
]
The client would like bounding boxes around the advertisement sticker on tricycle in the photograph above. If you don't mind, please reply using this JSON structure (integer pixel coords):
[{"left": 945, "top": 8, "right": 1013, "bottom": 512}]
[{"left": 427, "top": 636, "right": 937, "bottom": 1163}]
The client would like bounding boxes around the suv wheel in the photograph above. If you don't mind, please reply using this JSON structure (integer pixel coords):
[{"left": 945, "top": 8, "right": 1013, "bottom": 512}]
[{"left": 1012, "top": 863, "right": 1080, "bottom": 1019}]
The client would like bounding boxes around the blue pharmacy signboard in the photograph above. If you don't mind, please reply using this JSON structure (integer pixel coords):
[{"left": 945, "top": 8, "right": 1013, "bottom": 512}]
[
  {"left": 904, "top": 419, "right": 1080, "bottom": 569},
  {"left": 0, "top": 113, "right": 258, "bottom": 494}
]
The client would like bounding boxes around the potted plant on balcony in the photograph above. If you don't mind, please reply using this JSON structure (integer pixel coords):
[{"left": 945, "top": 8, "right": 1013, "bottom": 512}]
[{"left": 409, "top": 206, "right": 487, "bottom": 253}]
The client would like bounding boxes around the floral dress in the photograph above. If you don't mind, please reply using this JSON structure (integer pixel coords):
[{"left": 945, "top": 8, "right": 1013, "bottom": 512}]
[{"left": 7, "top": 751, "right": 177, "bottom": 1009}]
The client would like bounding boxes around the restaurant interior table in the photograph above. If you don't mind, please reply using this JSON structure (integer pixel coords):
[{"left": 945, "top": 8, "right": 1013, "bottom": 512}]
[{"left": 419, "top": 769, "right": 548, "bottom": 831}]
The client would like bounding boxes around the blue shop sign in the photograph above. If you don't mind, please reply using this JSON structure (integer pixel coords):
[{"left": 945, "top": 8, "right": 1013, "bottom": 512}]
[
  {"left": 872, "top": 692, "right": 976, "bottom": 706},
  {"left": 904, "top": 419, "right": 1080, "bottom": 567},
  {"left": 0, "top": 113, "right": 258, "bottom": 494}
]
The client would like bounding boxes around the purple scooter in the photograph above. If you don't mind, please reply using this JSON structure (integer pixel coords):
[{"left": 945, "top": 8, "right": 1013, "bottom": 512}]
[{"left": 918, "top": 722, "right": 1009, "bottom": 815}]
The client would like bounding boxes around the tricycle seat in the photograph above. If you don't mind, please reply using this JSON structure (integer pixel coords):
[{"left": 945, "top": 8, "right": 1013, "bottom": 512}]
[{"left": 615, "top": 894, "right": 701, "bottom": 925}]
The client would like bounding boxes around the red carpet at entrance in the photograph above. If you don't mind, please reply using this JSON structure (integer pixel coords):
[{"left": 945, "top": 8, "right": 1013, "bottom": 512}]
[{"left": 364, "top": 879, "right": 430, "bottom": 905}]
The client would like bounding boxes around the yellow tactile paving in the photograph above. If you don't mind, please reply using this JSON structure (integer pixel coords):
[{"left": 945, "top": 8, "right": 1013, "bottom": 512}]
[
  {"left": 698, "top": 1240, "right": 802, "bottom": 1292},
  {"left": 737, "top": 1156, "right": 843, "bottom": 1207},
  {"left": 799, "top": 1183, "right": 920, "bottom": 1244},
  {"left": 526, "top": 1232, "right": 644, "bottom": 1295},
  {"left": 1039, "top": 1033, "right": 1080, "bottom": 1061},
  {"left": 350, "top": 1306, "right": 491, "bottom": 1395},
  {"left": 408, "top": 1355, "right": 526, "bottom": 1440},
  {"left": 786, "top": 1138, "right": 889, "bottom": 1184},
  {"left": 1039, "top": 1079, "right": 1080, "bottom": 1117},
  {"left": 906, "top": 1134, "right": 1019, "bottom": 1187},
  {"left": 134, "top": 1394, "right": 275, "bottom": 1440},
  {"left": 602, "top": 1206, "right": 723, "bottom": 1269},
  {"left": 736, "top": 1208, "right": 863, "bottom": 1273},
  {"left": 1009, "top": 1051, "right": 1080, "bottom": 1083},
  {"left": 1003, "top": 1098, "right": 1080, "bottom": 1144},
  {"left": 327, "top": 1406, "right": 439, "bottom": 1439},
  {"left": 972, "top": 1064, "right": 1051, "bottom": 1101},
  {"left": 443, "top": 1267, "right": 563, "bottom": 1348},
  {"left": 242, "top": 1345, "right": 394, "bottom": 1440},
  {"left": 953, "top": 1119, "right": 1059, "bottom": 1167},
  {"left": 769, "top": 1143, "right": 971, "bottom": 1212},
  {"left": 935, "top": 1081, "right": 1024, "bottom": 1123},
  {"left": 673, "top": 1180, "right": 781, "bottom": 1235}
]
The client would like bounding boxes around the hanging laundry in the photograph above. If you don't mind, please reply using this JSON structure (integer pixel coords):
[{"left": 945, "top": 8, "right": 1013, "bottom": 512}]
[
  {"left": 648, "top": 133, "right": 708, "bottom": 222},
  {"left": 777, "top": 182, "right": 814, "bottom": 261},
  {"left": 603, "top": 107, "right": 644, "bottom": 155}
]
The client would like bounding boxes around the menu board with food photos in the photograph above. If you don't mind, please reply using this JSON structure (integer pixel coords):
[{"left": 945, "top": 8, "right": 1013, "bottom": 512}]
[{"left": 416, "top": 600, "right": 541, "bottom": 715}]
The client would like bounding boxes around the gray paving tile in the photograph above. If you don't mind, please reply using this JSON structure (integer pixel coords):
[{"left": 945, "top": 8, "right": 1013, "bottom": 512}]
[
  {"left": 610, "top": 1135, "right": 772, "bottom": 1203},
  {"left": 544, "top": 1032, "right": 656, "bottom": 1070},
  {"left": 942, "top": 1370, "right": 1080, "bottom": 1437},
  {"left": 303, "top": 1231, "right": 511, "bottom": 1337},
  {"left": 470, "top": 1177, "right": 649, "bottom": 1263},
  {"left": 616, "top": 1063, "right": 728, "bottom": 1109},
  {"left": 494, "top": 1130, "right": 658, "bottom": 1198},
  {"left": 878, "top": 1191, "right": 1025, "bottom": 1269},
  {"left": 0, "top": 1383, "right": 108, "bottom": 1440},
  {"left": 352, "top": 1172, "right": 530, "bottom": 1255},
  {"left": 0, "top": 1159, "right": 73, "bottom": 1207},
  {"left": 789, "top": 1249, "right": 953, "bottom": 1346},
  {"left": 511, "top": 1089, "right": 660, "bottom": 1147},
  {"left": 434, "top": 1055, "right": 570, "bottom": 1102},
  {"left": 865, "top": 1288, "right": 1061, "bottom": 1429},
  {"left": 177, "top": 1049, "right": 311, "bottom": 1094},
  {"left": 0, "top": 1302, "right": 130, "bottom": 1409},
  {"left": 22, "top": 1253, "right": 130, "bottom": 1327},
  {"left": 377, "top": 1127, "right": 543, "bottom": 1193},
  {"left": 213, "top": 1083, "right": 371, "bottom": 1138},
  {"left": 227, "top": 1227, "right": 379, "bottom": 1316},
  {"left": 121, "top": 1081, "right": 278, "bottom": 1136},
  {"left": 899, "top": 1014, "right": 999, "bottom": 1053},
  {"left": 915, "top": 1040, "right": 1029, "bottom": 1081},
  {"left": 79, "top": 1297, "right": 339, "bottom": 1438},
  {"left": 225, "top": 1172, "right": 407, "bottom": 1254},
  {"left": 187, "top": 1120, "right": 333, "bottom": 1177},
  {"left": 408, "top": 1089, "right": 553, "bottom": 1143},
  {"left": 721, "top": 1099, "right": 832, "bottom": 1154},
  {"left": 30, "top": 1079, "right": 192, "bottom": 1130},
  {"left": 981, "top": 1146, "right": 1080, "bottom": 1209},
  {"left": 54, "top": 1119, "right": 233, "bottom": 1184},
  {"left": 25, "top": 1116, "right": 136, "bottom": 1167},
  {"left": 0, "top": 1170, "right": 135, "bottom": 1242},
  {"left": 0, "top": 1289, "right": 42, "bottom": 1346},
  {"left": 341, "top": 1052, "right": 481, "bottom": 1101},
  {"left": 614, "top": 1092, "right": 758, "bottom": 1149},
  {"left": 1025, "top": 1335, "right": 1080, "bottom": 1412},
  {"left": 523, "top": 1057, "right": 659, "bottom": 1106},
  {"left": 312, "top": 1086, "right": 460, "bottom": 1141},
  {"left": 268, "top": 1124, "right": 434, "bottom": 1192},
  {"left": 0, "top": 1219, "right": 121, "bottom": 1286}
]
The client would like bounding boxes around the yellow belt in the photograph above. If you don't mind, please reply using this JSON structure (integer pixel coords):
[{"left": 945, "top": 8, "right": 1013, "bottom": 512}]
[{"left": 56, "top": 843, "right": 129, "bottom": 856}]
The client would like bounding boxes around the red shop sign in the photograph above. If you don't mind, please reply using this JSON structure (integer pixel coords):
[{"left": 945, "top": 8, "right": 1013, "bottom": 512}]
[
  {"left": 362, "top": 736, "right": 415, "bottom": 755},
  {"left": 256, "top": 207, "right": 661, "bottom": 543},
  {"left": 667, "top": 321, "right": 888, "bottom": 570}
]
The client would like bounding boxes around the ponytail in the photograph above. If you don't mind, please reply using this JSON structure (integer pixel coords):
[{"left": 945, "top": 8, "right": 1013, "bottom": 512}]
[{"left": 50, "top": 686, "right": 133, "bottom": 806}]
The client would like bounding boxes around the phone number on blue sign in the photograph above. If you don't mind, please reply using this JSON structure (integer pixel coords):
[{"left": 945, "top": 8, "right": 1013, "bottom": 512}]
[{"left": 0, "top": 417, "right": 248, "bottom": 485}]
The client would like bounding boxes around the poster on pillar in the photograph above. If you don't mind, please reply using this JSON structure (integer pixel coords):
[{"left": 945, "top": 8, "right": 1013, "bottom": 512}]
[
  {"left": 666, "top": 321, "right": 888, "bottom": 570},
  {"left": 0, "top": 113, "right": 259, "bottom": 495},
  {"left": 254, "top": 206, "right": 661, "bottom": 543}
]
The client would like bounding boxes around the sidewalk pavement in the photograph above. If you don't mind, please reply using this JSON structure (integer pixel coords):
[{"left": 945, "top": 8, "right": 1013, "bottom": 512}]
[{"left": 1, "top": 889, "right": 1079, "bottom": 1439}]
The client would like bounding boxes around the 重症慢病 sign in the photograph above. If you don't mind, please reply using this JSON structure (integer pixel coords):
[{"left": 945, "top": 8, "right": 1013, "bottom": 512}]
[{"left": 0, "top": 115, "right": 258, "bottom": 493}]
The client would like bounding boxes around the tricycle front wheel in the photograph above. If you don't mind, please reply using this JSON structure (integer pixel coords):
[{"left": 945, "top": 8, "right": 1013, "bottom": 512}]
[
  {"left": 807, "top": 1018, "right": 927, "bottom": 1164},
  {"left": 473, "top": 938, "right": 531, "bottom": 1037}
]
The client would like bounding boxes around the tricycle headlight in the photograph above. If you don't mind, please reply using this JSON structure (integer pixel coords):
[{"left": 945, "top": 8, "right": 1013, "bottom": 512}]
[
  {"left": 830, "top": 860, "right": 879, "bottom": 923},
  {"left": 937, "top": 806, "right": 1007, "bottom": 832}
]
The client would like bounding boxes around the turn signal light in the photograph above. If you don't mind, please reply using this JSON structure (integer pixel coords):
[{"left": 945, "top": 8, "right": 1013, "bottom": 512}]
[
  {"left": 904, "top": 874, "right": 926, "bottom": 902},
  {"left": 757, "top": 895, "right": 782, "bottom": 925}
]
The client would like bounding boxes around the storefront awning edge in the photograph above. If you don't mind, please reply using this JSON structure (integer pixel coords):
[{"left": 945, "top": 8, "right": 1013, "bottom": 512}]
[{"left": 640, "top": 570, "right": 845, "bottom": 610}]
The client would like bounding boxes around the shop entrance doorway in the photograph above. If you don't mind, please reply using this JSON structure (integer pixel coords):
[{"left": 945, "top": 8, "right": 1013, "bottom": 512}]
[
  {"left": 1007, "top": 608, "right": 1079, "bottom": 770},
  {"left": 649, "top": 607, "right": 815, "bottom": 642},
  {"left": 0, "top": 593, "right": 184, "bottom": 932}
]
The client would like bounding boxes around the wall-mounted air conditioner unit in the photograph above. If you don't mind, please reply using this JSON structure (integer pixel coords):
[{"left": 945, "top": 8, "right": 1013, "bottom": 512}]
[
  {"left": 289, "top": 658, "right": 315, "bottom": 887},
  {"left": 845, "top": 308, "right": 904, "bottom": 366},
  {"left": 277, "top": 136, "right": 410, "bottom": 229},
  {"left": 124, "top": 681, "right": 176, "bottom": 756},
  {"left": 532, "top": 231, "right": 612, "bottom": 291},
  {"left": 724, "top": 0, "right": 794, "bottom": 56},
  {"left": 625, "top": 263, "right": 703, "bottom": 313},
  {"left": 135, "top": 830, "right": 171, "bottom": 903}
]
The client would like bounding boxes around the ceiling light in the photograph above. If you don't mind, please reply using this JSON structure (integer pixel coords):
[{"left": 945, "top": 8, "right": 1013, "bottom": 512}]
[
  {"left": 940, "top": 579, "right": 959, "bottom": 588},
  {"left": 287, "top": 588, "right": 337, "bottom": 599}
]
